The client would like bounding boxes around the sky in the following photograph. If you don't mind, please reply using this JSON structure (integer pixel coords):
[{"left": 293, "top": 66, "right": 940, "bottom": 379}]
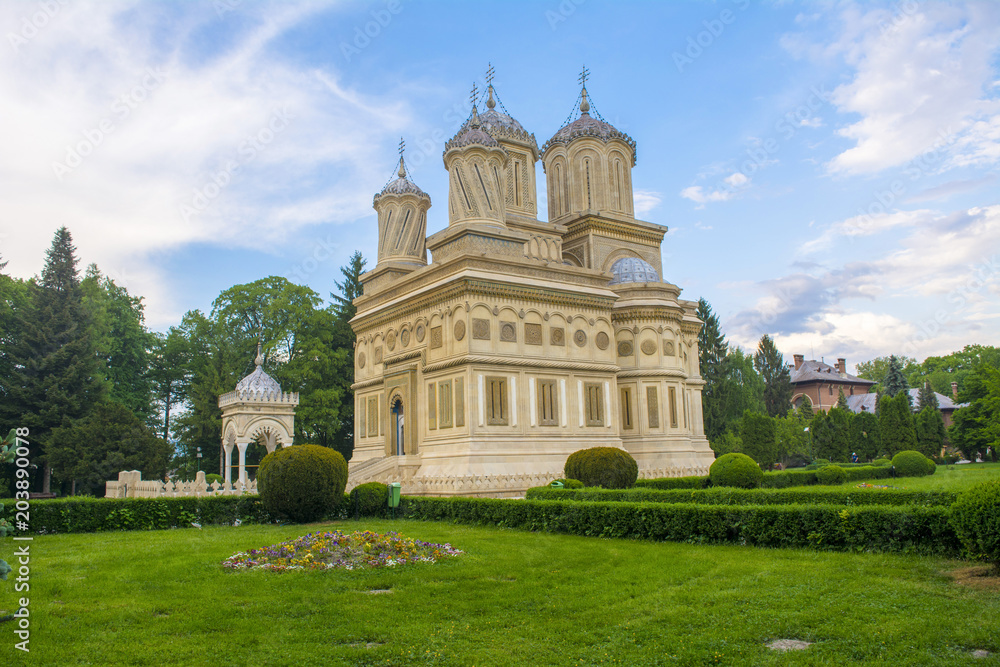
[{"left": 1, "top": 0, "right": 998, "bottom": 373}]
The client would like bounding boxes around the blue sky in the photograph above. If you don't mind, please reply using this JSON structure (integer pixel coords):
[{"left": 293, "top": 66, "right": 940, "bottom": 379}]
[{"left": 1, "top": 0, "right": 998, "bottom": 371}]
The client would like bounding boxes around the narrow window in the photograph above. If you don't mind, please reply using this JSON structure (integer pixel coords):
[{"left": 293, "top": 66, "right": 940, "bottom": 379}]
[
  {"left": 621, "top": 386, "right": 633, "bottom": 430},
  {"left": 585, "top": 382, "right": 603, "bottom": 427},
  {"left": 358, "top": 396, "right": 367, "bottom": 438},
  {"left": 554, "top": 164, "right": 563, "bottom": 216},
  {"left": 367, "top": 396, "right": 379, "bottom": 436},
  {"left": 455, "top": 377, "right": 465, "bottom": 427},
  {"left": 487, "top": 376, "right": 508, "bottom": 425},
  {"left": 829, "top": 385, "right": 833, "bottom": 396},
  {"left": 379, "top": 210, "right": 392, "bottom": 253},
  {"left": 427, "top": 383, "right": 437, "bottom": 430},
  {"left": 585, "top": 159, "right": 592, "bottom": 210},
  {"left": 615, "top": 160, "right": 623, "bottom": 211},
  {"left": 514, "top": 160, "right": 521, "bottom": 207},
  {"left": 538, "top": 380, "right": 558, "bottom": 426},
  {"left": 668, "top": 387, "right": 678, "bottom": 428},
  {"left": 438, "top": 380, "right": 453, "bottom": 429}
]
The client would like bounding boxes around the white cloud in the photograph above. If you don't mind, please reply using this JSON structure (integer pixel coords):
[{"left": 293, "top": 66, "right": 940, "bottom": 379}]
[
  {"left": 633, "top": 189, "right": 662, "bottom": 216},
  {"left": 798, "top": 209, "right": 933, "bottom": 255},
  {"left": 724, "top": 172, "right": 748, "bottom": 187},
  {"left": 823, "top": 2, "right": 1000, "bottom": 176},
  {"left": 680, "top": 172, "right": 749, "bottom": 206},
  {"left": 0, "top": 1, "right": 414, "bottom": 327}
]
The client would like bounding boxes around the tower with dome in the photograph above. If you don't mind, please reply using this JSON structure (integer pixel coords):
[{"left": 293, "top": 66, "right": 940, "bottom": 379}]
[{"left": 349, "top": 68, "right": 713, "bottom": 496}]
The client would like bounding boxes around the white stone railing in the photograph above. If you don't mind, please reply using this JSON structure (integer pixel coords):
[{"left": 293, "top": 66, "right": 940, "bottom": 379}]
[{"left": 104, "top": 470, "right": 258, "bottom": 499}]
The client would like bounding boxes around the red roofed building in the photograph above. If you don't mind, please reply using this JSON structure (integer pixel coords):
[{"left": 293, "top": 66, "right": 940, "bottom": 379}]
[{"left": 788, "top": 355, "right": 876, "bottom": 413}]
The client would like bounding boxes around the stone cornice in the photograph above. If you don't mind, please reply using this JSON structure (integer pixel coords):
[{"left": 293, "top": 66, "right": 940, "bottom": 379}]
[
  {"left": 616, "top": 368, "right": 692, "bottom": 380},
  {"left": 351, "top": 377, "right": 384, "bottom": 391},
  {"left": 423, "top": 355, "right": 620, "bottom": 375},
  {"left": 561, "top": 214, "right": 666, "bottom": 246}
]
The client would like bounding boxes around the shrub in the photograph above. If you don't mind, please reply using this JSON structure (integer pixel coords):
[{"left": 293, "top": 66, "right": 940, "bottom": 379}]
[
  {"left": 709, "top": 453, "right": 762, "bottom": 489},
  {"left": 257, "top": 444, "right": 348, "bottom": 523},
  {"left": 950, "top": 480, "right": 1000, "bottom": 571},
  {"left": 350, "top": 482, "right": 388, "bottom": 517},
  {"left": 551, "top": 478, "right": 584, "bottom": 489},
  {"left": 635, "top": 476, "right": 709, "bottom": 490},
  {"left": 891, "top": 450, "right": 934, "bottom": 478},
  {"left": 872, "top": 457, "right": 892, "bottom": 467},
  {"left": 205, "top": 474, "right": 223, "bottom": 485},
  {"left": 768, "top": 471, "right": 793, "bottom": 489},
  {"left": 816, "top": 465, "right": 847, "bottom": 485},
  {"left": 564, "top": 447, "right": 638, "bottom": 489}
]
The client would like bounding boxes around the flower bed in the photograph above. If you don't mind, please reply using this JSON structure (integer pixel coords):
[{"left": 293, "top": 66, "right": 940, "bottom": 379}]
[{"left": 222, "top": 530, "right": 463, "bottom": 571}]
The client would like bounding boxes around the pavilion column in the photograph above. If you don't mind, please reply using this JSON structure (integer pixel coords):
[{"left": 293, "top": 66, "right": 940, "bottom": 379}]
[
  {"left": 237, "top": 441, "right": 249, "bottom": 487},
  {"left": 223, "top": 441, "right": 234, "bottom": 485}
]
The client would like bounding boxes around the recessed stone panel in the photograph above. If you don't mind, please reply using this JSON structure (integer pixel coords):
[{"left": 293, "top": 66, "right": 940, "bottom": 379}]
[
  {"left": 500, "top": 321, "right": 517, "bottom": 342},
  {"left": 617, "top": 341, "right": 634, "bottom": 357},
  {"left": 430, "top": 326, "right": 443, "bottom": 349},
  {"left": 525, "top": 323, "right": 542, "bottom": 345},
  {"left": 550, "top": 327, "right": 565, "bottom": 346},
  {"left": 472, "top": 318, "right": 491, "bottom": 340},
  {"left": 640, "top": 340, "right": 657, "bottom": 356}
]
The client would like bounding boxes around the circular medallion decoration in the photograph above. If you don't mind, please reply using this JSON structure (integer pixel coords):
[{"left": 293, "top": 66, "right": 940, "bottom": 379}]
[
  {"left": 640, "top": 340, "right": 657, "bottom": 356},
  {"left": 454, "top": 320, "right": 466, "bottom": 341},
  {"left": 500, "top": 322, "right": 516, "bottom": 342},
  {"left": 617, "top": 341, "right": 634, "bottom": 357},
  {"left": 357, "top": 351, "right": 366, "bottom": 369},
  {"left": 551, "top": 327, "right": 565, "bottom": 346},
  {"left": 415, "top": 323, "right": 426, "bottom": 343},
  {"left": 574, "top": 330, "right": 587, "bottom": 347},
  {"left": 386, "top": 331, "right": 396, "bottom": 351},
  {"left": 595, "top": 332, "right": 609, "bottom": 350},
  {"left": 401, "top": 329, "right": 410, "bottom": 347},
  {"left": 663, "top": 340, "right": 674, "bottom": 356},
  {"left": 374, "top": 347, "right": 383, "bottom": 365}
]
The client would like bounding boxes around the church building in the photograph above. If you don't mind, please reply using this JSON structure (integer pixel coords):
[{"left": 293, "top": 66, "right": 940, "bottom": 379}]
[{"left": 348, "top": 71, "right": 714, "bottom": 496}]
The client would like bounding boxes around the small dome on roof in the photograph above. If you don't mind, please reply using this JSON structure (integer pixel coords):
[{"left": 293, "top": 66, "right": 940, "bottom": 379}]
[
  {"left": 541, "top": 85, "right": 636, "bottom": 164},
  {"left": 445, "top": 105, "right": 502, "bottom": 152},
  {"left": 374, "top": 155, "right": 429, "bottom": 204},
  {"left": 608, "top": 257, "right": 659, "bottom": 285},
  {"left": 235, "top": 345, "right": 282, "bottom": 396}
]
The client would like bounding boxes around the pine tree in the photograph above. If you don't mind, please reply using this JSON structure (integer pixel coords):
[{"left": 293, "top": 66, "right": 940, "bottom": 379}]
[
  {"left": 696, "top": 298, "right": 730, "bottom": 440},
  {"left": 878, "top": 391, "right": 918, "bottom": 456},
  {"left": 799, "top": 395, "right": 814, "bottom": 420},
  {"left": 883, "top": 355, "right": 911, "bottom": 404},
  {"left": 915, "top": 406, "right": 946, "bottom": 458},
  {"left": 837, "top": 387, "right": 850, "bottom": 410},
  {"left": 0, "top": 228, "right": 105, "bottom": 492},
  {"left": 917, "top": 381, "right": 939, "bottom": 411},
  {"left": 328, "top": 251, "right": 367, "bottom": 461},
  {"left": 850, "top": 410, "right": 880, "bottom": 461},
  {"left": 753, "top": 334, "right": 792, "bottom": 417}
]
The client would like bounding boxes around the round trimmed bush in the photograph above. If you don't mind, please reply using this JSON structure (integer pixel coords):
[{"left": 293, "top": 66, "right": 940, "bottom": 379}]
[
  {"left": 891, "top": 450, "right": 935, "bottom": 478},
  {"left": 564, "top": 447, "right": 638, "bottom": 489},
  {"left": 872, "top": 457, "right": 892, "bottom": 467},
  {"left": 205, "top": 473, "right": 223, "bottom": 485},
  {"left": 709, "top": 453, "right": 762, "bottom": 489},
  {"left": 551, "top": 478, "right": 584, "bottom": 489},
  {"left": 350, "top": 481, "right": 388, "bottom": 517},
  {"left": 950, "top": 480, "right": 1000, "bottom": 571},
  {"left": 816, "top": 465, "right": 847, "bottom": 485},
  {"left": 257, "top": 444, "right": 348, "bottom": 523}
]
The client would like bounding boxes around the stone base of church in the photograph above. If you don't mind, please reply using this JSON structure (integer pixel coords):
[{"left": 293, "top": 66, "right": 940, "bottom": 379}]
[{"left": 346, "top": 440, "right": 715, "bottom": 497}]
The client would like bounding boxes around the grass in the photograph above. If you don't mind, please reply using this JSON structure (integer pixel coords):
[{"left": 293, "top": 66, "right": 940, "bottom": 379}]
[
  {"left": 829, "top": 461, "right": 1000, "bottom": 492},
  {"left": 2, "top": 519, "right": 998, "bottom": 666}
]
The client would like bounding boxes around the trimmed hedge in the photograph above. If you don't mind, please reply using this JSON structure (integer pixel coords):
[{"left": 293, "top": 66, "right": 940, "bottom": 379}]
[
  {"left": 892, "top": 450, "right": 936, "bottom": 478},
  {"left": 1, "top": 495, "right": 279, "bottom": 534},
  {"left": 564, "top": 447, "right": 638, "bottom": 489},
  {"left": 634, "top": 475, "right": 709, "bottom": 490},
  {"left": 550, "top": 478, "right": 585, "bottom": 489},
  {"left": 817, "top": 465, "right": 847, "bottom": 485},
  {"left": 350, "top": 482, "right": 389, "bottom": 518},
  {"left": 258, "top": 444, "right": 348, "bottom": 523},
  {"left": 401, "top": 497, "right": 960, "bottom": 555},
  {"left": 710, "top": 453, "right": 763, "bottom": 489},
  {"left": 525, "top": 486, "right": 959, "bottom": 508},
  {"left": 950, "top": 480, "right": 1000, "bottom": 569}
]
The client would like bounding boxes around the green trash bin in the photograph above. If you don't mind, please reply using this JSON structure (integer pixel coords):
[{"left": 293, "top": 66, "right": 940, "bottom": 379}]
[
  {"left": 550, "top": 481, "right": 564, "bottom": 489},
  {"left": 388, "top": 482, "right": 401, "bottom": 508}
]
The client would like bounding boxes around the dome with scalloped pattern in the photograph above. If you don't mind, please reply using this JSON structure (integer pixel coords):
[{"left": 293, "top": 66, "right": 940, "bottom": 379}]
[
  {"left": 541, "top": 87, "right": 636, "bottom": 164},
  {"left": 608, "top": 257, "right": 659, "bottom": 285},
  {"left": 374, "top": 157, "right": 429, "bottom": 204},
  {"left": 236, "top": 350, "right": 282, "bottom": 396}
]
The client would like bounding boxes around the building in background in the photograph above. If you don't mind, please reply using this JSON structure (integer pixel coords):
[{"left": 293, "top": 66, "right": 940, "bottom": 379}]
[{"left": 789, "top": 355, "right": 876, "bottom": 412}]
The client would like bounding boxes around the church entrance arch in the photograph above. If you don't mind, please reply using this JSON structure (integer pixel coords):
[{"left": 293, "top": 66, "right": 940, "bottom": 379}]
[{"left": 391, "top": 396, "right": 404, "bottom": 456}]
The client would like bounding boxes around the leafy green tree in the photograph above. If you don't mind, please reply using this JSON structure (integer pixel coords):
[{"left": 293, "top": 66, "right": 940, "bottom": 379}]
[
  {"left": 883, "top": 355, "right": 911, "bottom": 404},
  {"left": 907, "top": 345, "right": 1000, "bottom": 397},
  {"left": 850, "top": 411, "right": 880, "bottom": 461},
  {"left": 856, "top": 355, "right": 917, "bottom": 393},
  {"left": 48, "top": 401, "right": 172, "bottom": 496},
  {"left": 0, "top": 228, "right": 105, "bottom": 492},
  {"left": 878, "top": 391, "right": 918, "bottom": 456},
  {"left": 710, "top": 430, "right": 743, "bottom": 457},
  {"left": 949, "top": 362, "right": 1000, "bottom": 463},
  {"left": 740, "top": 410, "right": 777, "bottom": 469},
  {"left": 81, "top": 265, "right": 155, "bottom": 422},
  {"left": 147, "top": 328, "right": 192, "bottom": 440},
  {"left": 914, "top": 406, "right": 946, "bottom": 458},
  {"left": 775, "top": 409, "right": 812, "bottom": 466},
  {"left": 753, "top": 334, "right": 792, "bottom": 417}
]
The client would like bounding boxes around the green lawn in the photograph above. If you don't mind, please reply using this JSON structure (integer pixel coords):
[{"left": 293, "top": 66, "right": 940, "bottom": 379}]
[
  {"left": 829, "top": 461, "right": 1000, "bottom": 492},
  {"left": 2, "top": 519, "right": 998, "bottom": 666}
]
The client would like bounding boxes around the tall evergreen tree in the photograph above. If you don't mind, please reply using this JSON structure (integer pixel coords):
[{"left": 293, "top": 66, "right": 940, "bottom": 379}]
[
  {"left": 0, "top": 228, "right": 105, "bottom": 492},
  {"left": 148, "top": 328, "right": 192, "bottom": 441},
  {"left": 328, "top": 251, "right": 367, "bottom": 460},
  {"left": 837, "top": 387, "right": 850, "bottom": 410},
  {"left": 739, "top": 410, "right": 777, "bottom": 469},
  {"left": 799, "top": 395, "right": 814, "bottom": 420},
  {"left": 753, "top": 334, "right": 792, "bottom": 417},
  {"left": 696, "top": 298, "right": 730, "bottom": 440},
  {"left": 850, "top": 410, "right": 880, "bottom": 461},
  {"left": 914, "top": 406, "right": 946, "bottom": 458},
  {"left": 883, "top": 355, "right": 911, "bottom": 404},
  {"left": 917, "top": 381, "right": 939, "bottom": 411},
  {"left": 878, "top": 391, "right": 918, "bottom": 456}
]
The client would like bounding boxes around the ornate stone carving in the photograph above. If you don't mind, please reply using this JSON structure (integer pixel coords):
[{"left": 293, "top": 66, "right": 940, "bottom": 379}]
[
  {"left": 401, "top": 329, "right": 410, "bottom": 347},
  {"left": 415, "top": 323, "right": 426, "bottom": 342},
  {"left": 357, "top": 351, "right": 366, "bottom": 368},
  {"left": 386, "top": 331, "right": 396, "bottom": 351},
  {"left": 454, "top": 320, "right": 466, "bottom": 341},
  {"left": 430, "top": 326, "right": 443, "bottom": 349},
  {"left": 500, "top": 321, "right": 517, "bottom": 342},
  {"left": 525, "top": 323, "right": 542, "bottom": 345},
  {"left": 374, "top": 347, "right": 383, "bottom": 364},
  {"left": 551, "top": 327, "right": 565, "bottom": 346},
  {"left": 472, "top": 318, "right": 490, "bottom": 340},
  {"left": 617, "top": 341, "right": 634, "bottom": 357},
  {"left": 595, "top": 332, "right": 609, "bottom": 350},
  {"left": 640, "top": 340, "right": 657, "bottom": 356},
  {"left": 574, "top": 329, "right": 587, "bottom": 347},
  {"left": 663, "top": 340, "right": 674, "bottom": 356}
]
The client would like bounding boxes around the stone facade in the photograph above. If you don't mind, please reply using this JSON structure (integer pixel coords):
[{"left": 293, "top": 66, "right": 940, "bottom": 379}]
[{"left": 349, "top": 75, "right": 714, "bottom": 496}]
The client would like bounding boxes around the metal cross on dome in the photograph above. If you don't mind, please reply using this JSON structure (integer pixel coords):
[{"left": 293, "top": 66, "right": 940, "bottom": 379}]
[
  {"left": 485, "top": 62, "right": 495, "bottom": 87},
  {"left": 398, "top": 137, "right": 405, "bottom": 159},
  {"left": 470, "top": 82, "right": 478, "bottom": 108},
  {"left": 578, "top": 65, "right": 590, "bottom": 89}
]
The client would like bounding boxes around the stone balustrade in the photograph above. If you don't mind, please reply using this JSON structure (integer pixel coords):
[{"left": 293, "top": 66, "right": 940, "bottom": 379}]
[{"left": 105, "top": 470, "right": 258, "bottom": 499}]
